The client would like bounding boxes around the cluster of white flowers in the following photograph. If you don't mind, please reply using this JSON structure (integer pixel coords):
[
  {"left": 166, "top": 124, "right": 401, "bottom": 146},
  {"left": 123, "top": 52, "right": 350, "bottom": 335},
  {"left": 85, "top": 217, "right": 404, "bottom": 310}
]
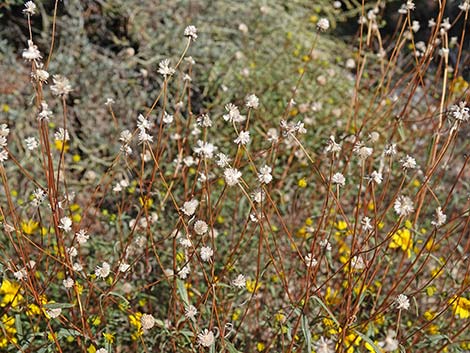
[
  {"left": 119, "top": 262, "right": 130, "bottom": 272},
  {"left": 325, "top": 135, "right": 341, "bottom": 154},
  {"left": 63, "top": 277, "right": 74, "bottom": 289},
  {"left": 181, "top": 198, "right": 199, "bottom": 216},
  {"left": 113, "top": 179, "right": 129, "bottom": 192},
  {"left": 59, "top": 216, "right": 72, "bottom": 232},
  {"left": 66, "top": 246, "right": 78, "bottom": 258},
  {"left": 194, "top": 140, "right": 217, "bottom": 159},
  {"left": 331, "top": 172, "right": 346, "bottom": 187},
  {"left": 51, "top": 75, "right": 72, "bottom": 97},
  {"left": 400, "top": 155, "right": 417, "bottom": 170},
  {"left": 245, "top": 94, "right": 259, "bottom": 109},
  {"left": 30, "top": 188, "right": 46, "bottom": 207},
  {"left": 224, "top": 168, "right": 242, "bottom": 186},
  {"left": 398, "top": 0, "right": 415, "bottom": 14},
  {"left": 197, "top": 113, "right": 212, "bottom": 128},
  {"left": 200, "top": 246, "right": 213, "bottom": 262},
  {"left": 449, "top": 101, "right": 469, "bottom": 123},
  {"left": 119, "top": 129, "right": 132, "bottom": 155},
  {"left": 216, "top": 152, "right": 230, "bottom": 167},
  {"left": 378, "top": 329, "right": 399, "bottom": 352},
  {"left": 32, "top": 62, "right": 50, "bottom": 83},
  {"left": 22, "top": 40, "right": 42, "bottom": 62},
  {"left": 232, "top": 274, "right": 246, "bottom": 288},
  {"left": 0, "top": 124, "right": 10, "bottom": 164},
  {"left": 197, "top": 329, "right": 215, "bottom": 347},
  {"left": 384, "top": 143, "right": 397, "bottom": 156},
  {"left": 158, "top": 59, "right": 175, "bottom": 77},
  {"left": 95, "top": 261, "right": 111, "bottom": 279},
  {"left": 316, "top": 18, "right": 330, "bottom": 31},
  {"left": 184, "top": 25, "right": 198, "bottom": 41},
  {"left": 313, "top": 336, "right": 335, "bottom": 353},
  {"left": 75, "top": 229, "right": 89, "bottom": 244},
  {"left": 223, "top": 103, "right": 246, "bottom": 123},
  {"left": 368, "top": 170, "right": 383, "bottom": 184},
  {"left": 185, "top": 305, "right": 198, "bottom": 319},
  {"left": 353, "top": 141, "right": 373, "bottom": 160},
  {"left": 163, "top": 111, "right": 174, "bottom": 124},
  {"left": 431, "top": 206, "right": 447, "bottom": 227},
  {"left": 24, "top": 136, "right": 39, "bottom": 150},
  {"left": 459, "top": 0, "right": 470, "bottom": 11},
  {"left": 234, "top": 130, "right": 251, "bottom": 145},
  {"left": 395, "top": 293, "right": 410, "bottom": 310},
  {"left": 38, "top": 102, "right": 53, "bottom": 121},
  {"left": 258, "top": 165, "right": 272, "bottom": 184},
  {"left": 23, "top": 1, "right": 37, "bottom": 15},
  {"left": 136, "top": 114, "right": 153, "bottom": 144},
  {"left": 194, "top": 220, "right": 208, "bottom": 235},
  {"left": 394, "top": 195, "right": 414, "bottom": 217},
  {"left": 178, "top": 264, "right": 191, "bottom": 279},
  {"left": 319, "top": 239, "right": 332, "bottom": 251},
  {"left": 141, "top": 313, "right": 156, "bottom": 330},
  {"left": 361, "top": 217, "right": 373, "bottom": 231},
  {"left": 54, "top": 128, "right": 70, "bottom": 142},
  {"left": 280, "top": 119, "right": 306, "bottom": 137},
  {"left": 304, "top": 253, "right": 317, "bottom": 267}
]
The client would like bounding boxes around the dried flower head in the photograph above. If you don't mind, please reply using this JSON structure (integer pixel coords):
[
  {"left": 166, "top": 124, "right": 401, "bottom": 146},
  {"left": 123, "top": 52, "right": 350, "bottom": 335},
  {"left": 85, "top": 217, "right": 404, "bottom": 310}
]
[
  {"left": 197, "top": 329, "right": 215, "bottom": 347},
  {"left": 184, "top": 25, "right": 198, "bottom": 41},
  {"left": 50, "top": 75, "right": 72, "bottom": 97},
  {"left": 158, "top": 59, "right": 175, "bottom": 77},
  {"left": 141, "top": 313, "right": 156, "bottom": 330},
  {"left": 317, "top": 18, "right": 330, "bottom": 31},
  {"left": 23, "top": 1, "right": 37, "bottom": 15}
]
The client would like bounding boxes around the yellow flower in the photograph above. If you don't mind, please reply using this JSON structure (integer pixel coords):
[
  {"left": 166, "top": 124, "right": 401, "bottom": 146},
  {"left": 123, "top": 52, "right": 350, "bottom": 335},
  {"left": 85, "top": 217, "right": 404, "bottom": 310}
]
[
  {"left": 335, "top": 220, "right": 348, "bottom": 231},
  {"left": 298, "top": 178, "right": 307, "bottom": 188},
  {"left": 0, "top": 279, "right": 23, "bottom": 308},
  {"left": 129, "top": 312, "right": 143, "bottom": 329},
  {"left": 427, "top": 324, "right": 439, "bottom": 335},
  {"left": 453, "top": 76, "right": 469, "bottom": 95},
  {"left": 232, "top": 308, "right": 241, "bottom": 321},
  {"left": 389, "top": 228, "right": 413, "bottom": 258},
  {"left": 344, "top": 332, "right": 361, "bottom": 353},
  {"left": 103, "top": 332, "right": 115, "bottom": 343},
  {"left": 246, "top": 278, "right": 261, "bottom": 293},
  {"left": 296, "top": 226, "right": 307, "bottom": 238},
  {"left": 450, "top": 296, "right": 470, "bottom": 319},
  {"left": 21, "top": 219, "right": 39, "bottom": 235},
  {"left": 54, "top": 140, "right": 69, "bottom": 152},
  {"left": 139, "top": 196, "right": 153, "bottom": 208},
  {"left": 275, "top": 311, "right": 286, "bottom": 323},
  {"left": 257, "top": 342, "right": 265, "bottom": 351},
  {"left": 424, "top": 310, "right": 435, "bottom": 321}
]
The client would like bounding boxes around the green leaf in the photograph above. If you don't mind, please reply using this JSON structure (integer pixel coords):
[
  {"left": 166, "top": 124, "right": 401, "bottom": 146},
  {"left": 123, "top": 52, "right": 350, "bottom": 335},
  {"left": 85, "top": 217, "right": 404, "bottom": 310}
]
[
  {"left": 301, "top": 314, "right": 312, "bottom": 353},
  {"left": 44, "top": 302, "right": 75, "bottom": 309},
  {"left": 176, "top": 279, "right": 189, "bottom": 306},
  {"left": 310, "top": 295, "right": 340, "bottom": 326},
  {"left": 57, "top": 328, "right": 81, "bottom": 339},
  {"left": 15, "top": 314, "right": 23, "bottom": 337},
  {"left": 353, "top": 329, "right": 381, "bottom": 353},
  {"left": 224, "top": 340, "right": 242, "bottom": 353}
]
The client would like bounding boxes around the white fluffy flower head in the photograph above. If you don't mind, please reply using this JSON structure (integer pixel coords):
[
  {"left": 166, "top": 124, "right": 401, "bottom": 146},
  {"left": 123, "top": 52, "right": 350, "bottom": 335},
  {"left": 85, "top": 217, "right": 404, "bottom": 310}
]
[
  {"left": 317, "top": 18, "right": 330, "bottom": 31},
  {"left": 394, "top": 195, "right": 414, "bottom": 217},
  {"left": 224, "top": 168, "right": 242, "bottom": 186},
  {"left": 197, "top": 329, "right": 215, "bottom": 347},
  {"left": 184, "top": 25, "right": 198, "bottom": 41},
  {"left": 395, "top": 294, "right": 410, "bottom": 310}
]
